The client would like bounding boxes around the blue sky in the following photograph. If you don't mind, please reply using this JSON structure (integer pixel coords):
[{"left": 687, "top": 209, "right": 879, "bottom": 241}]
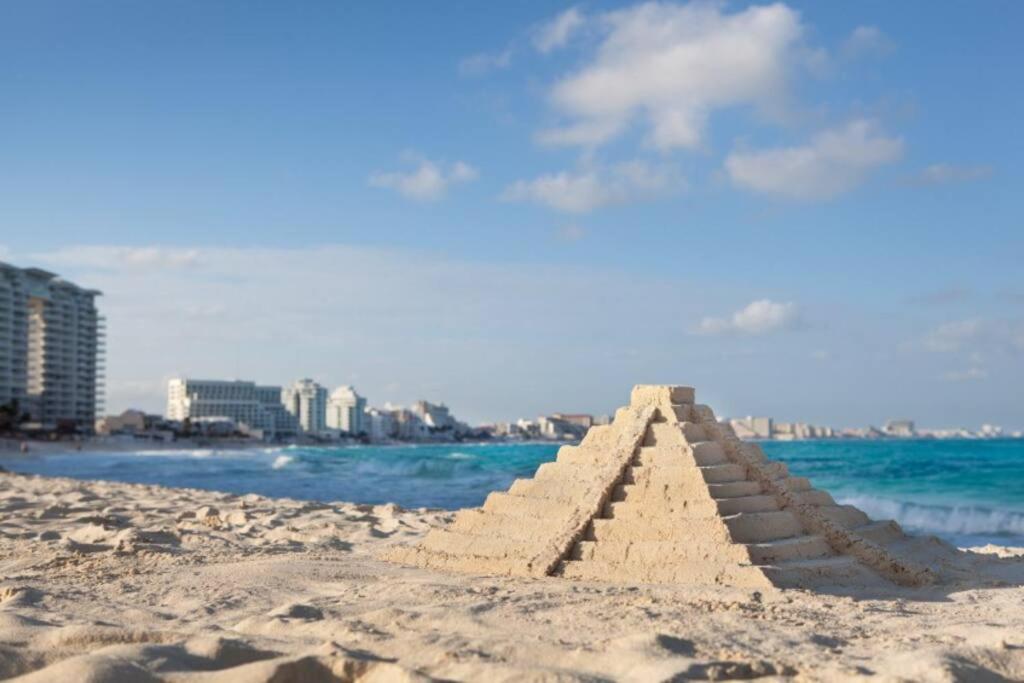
[{"left": 1, "top": 1, "right": 1021, "bottom": 428}]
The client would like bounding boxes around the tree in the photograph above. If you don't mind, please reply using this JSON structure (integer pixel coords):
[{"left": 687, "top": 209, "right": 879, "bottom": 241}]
[{"left": 0, "top": 399, "right": 20, "bottom": 434}]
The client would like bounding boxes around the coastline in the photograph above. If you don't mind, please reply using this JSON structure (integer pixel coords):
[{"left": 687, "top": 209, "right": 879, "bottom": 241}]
[{"left": 2, "top": 468, "right": 1024, "bottom": 680}]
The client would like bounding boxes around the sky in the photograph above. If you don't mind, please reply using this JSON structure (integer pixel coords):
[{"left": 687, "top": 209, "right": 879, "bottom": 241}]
[{"left": 0, "top": 1, "right": 1021, "bottom": 429}]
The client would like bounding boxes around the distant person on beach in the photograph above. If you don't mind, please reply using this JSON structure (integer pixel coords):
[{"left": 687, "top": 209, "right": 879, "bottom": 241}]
[{"left": 20, "top": 441, "right": 29, "bottom": 453}]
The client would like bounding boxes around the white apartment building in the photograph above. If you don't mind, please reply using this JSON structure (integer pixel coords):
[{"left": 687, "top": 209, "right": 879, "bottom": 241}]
[
  {"left": 326, "top": 385, "right": 367, "bottom": 435},
  {"left": 282, "top": 378, "right": 327, "bottom": 433},
  {"left": 166, "top": 378, "right": 297, "bottom": 439},
  {"left": 0, "top": 262, "right": 104, "bottom": 430}
]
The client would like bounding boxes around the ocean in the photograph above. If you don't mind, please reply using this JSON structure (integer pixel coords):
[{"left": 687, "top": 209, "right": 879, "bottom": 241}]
[{"left": 3, "top": 439, "right": 1023, "bottom": 548}]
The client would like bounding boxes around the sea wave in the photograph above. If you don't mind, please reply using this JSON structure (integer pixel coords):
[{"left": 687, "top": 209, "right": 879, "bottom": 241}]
[
  {"left": 446, "top": 452, "right": 477, "bottom": 460},
  {"left": 271, "top": 455, "right": 295, "bottom": 470},
  {"left": 838, "top": 494, "right": 1024, "bottom": 537}
]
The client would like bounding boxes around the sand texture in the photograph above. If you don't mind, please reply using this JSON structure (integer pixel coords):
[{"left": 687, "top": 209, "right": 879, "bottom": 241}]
[{"left": 1, "top": 468, "right": 1024, "bottom": 682}]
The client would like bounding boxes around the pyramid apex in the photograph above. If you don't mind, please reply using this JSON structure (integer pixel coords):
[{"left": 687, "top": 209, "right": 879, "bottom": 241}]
[{"left": 630, "top": 385, "right": 695, "bottom": 406}]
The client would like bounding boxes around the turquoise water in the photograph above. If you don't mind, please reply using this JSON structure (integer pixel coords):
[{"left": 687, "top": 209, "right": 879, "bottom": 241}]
[{"left": 2, "top": 439, "right": 1023, "bottom": 547}]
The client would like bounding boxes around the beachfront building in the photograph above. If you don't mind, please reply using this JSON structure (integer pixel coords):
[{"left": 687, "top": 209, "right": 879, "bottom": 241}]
[
  {"left": 412, "top": 400, "right": 456, "bottom": 430},
  {"left": 166, "top": 378, "right": 298, "bottom": 440},
  {"left": 282, "top": 378, "right": 327, "bottom": 434},
  {"left": 0, "top": 262, "right": 104, "bottom": 432},
  {"left": 365, "top": 407, "right": 396, "bottom": 442},
  {"left": 884, "top": 419, "right": 916, "bottom": 437},
  {"left": 326, "top": 385, "right": 367, "bottom": 435},
  {"left": 537, "top": 415, "right": 587, "bottom": 440},
  {"left": 729, "top": 416, "right": 773, "bottom": 440},
  {"left": 552, "top": 413, "right": 594, "bottom": 430}
]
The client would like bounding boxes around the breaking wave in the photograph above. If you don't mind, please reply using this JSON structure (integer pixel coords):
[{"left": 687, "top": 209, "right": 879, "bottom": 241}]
[
  {"left": 838, "top": 494, "right": 1024, "bottom": 538},
  {"left": 271, "top": 455, "right": 295, "bottom": 470}
]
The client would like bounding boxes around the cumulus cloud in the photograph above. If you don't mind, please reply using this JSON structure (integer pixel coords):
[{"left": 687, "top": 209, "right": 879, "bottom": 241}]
[
  {"left": 923, "top": 318, "right": 1024, "bottom": 354},
  {"left": 501, "top": 160, "right": 685, "bottom": 213},
  {"left": 534, "top": 7, "right": 585, "bottom": 53},
  {"left": 369, "top": 156, "right": 479, "bottom": 201},
  {"left": 909, "top": 163, "right": 993, "bottom": 186},
  {"left": 725, "top": 119, "right": 904, "bottom": 200},
  {"left": 458, "top": 49, "right": 512, "bottom": 77},
  {"left": 841, "top": 25, "right": 895, "bottom": 60},
  {"left": 697, "top": 299, "right": 800, "bottom": 335},
  {"left": 539, "top": 2, "right": 811, "bottom": 149}
]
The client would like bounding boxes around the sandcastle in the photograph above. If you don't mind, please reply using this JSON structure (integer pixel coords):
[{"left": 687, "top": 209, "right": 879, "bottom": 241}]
[{"left": 389, "top": 385, "right": 937, "bottom": 588}]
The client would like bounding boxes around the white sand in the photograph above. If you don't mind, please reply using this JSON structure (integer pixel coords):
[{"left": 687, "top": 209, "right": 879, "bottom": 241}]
[{"left": 2, "top": 469, "right": 1024, "bottom": 682}]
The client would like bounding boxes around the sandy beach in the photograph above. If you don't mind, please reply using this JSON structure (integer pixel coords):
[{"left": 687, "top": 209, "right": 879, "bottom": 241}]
[{"left": 1, "top": 468, "right": 1023, "bottom": 682}]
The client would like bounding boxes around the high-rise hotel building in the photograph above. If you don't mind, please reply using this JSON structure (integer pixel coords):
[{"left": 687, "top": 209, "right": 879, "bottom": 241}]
[
  {"left": 0, "top": 262, "right": 104, "bottom": 431},
  {"left": 166, "top": 378, "right": 299, "bottom": 439}
]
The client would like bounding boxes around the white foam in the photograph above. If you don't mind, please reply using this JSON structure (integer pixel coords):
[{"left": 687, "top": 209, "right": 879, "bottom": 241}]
[
  {"left": 271, "top": 455, "right": 295, "bottom": 470},
  {"left": 446, "top": 452, "right": 476, "bottom": 460},
  {"left": 839, "top": 494, "right": 1024, "bottom": 537}
]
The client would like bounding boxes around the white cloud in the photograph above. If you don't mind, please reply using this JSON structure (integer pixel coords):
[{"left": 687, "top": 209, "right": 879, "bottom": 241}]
[
  {"left": 725, "top": 119, "right": 904, "bottom": 200},
  {"left": 911, "top": 163, "right": 993, "bottom": 186},
  {"left": 540, "top": 2, "right": 811, "bottom": 149},
  {"left": 369, "top": 156, "right": 479, "bottom": 201},
  {"left": 923, "top": 318, "right": 1024, "bottom": 354},
  {"left": 501, "top": 160, "right": 685, "bottom": 213},
  {"left": 841, "top": 26, "right": 895, "bottom": 60},
  {"left": 923, "top": 319, "right": 984, "bottom": 353},
  {"left": 30, "top": 244, "right": 743, "bottom": 421},
  {"left": 697, "top": 299, "right": 800, "bottom": 335},
  {"left": 942, "top": 367, "right": 988, "bottom": 382},
  {"left": 458, "top": 49, "right": 512, "bottom": 77},
  {"left": 32, "top": 246, "right": 201, "bottom": 270},
  {"left": 0, "top": 245, "right": 10, "bottom": 261},
  {"left": 534, "top": 7, "right": 585, "bottom": 53},
  {"left": 555, "top": 224, "right": 587, "bottom": 242}
]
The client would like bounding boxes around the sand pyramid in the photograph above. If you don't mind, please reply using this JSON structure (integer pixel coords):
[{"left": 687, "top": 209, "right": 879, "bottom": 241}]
[{"left": 389, "top": 385, "right": 935, "bottom": 588}]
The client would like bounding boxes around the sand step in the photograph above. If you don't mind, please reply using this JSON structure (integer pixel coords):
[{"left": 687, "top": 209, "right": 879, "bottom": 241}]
[
  {"left": 716, "top": 494, "right": 781, "bottom": 515},
  {"left": 635, "top": 443, "right": 727, "bottom": 467},
  {"left": 568, "top": 540, "right": 746, "bottom": 564},
  {"left": 450, "top": 510, "right": 563, "bottom": 542},
  {"left": 792, "top": 489, "right": 835, "bottom": 506},
  {"left": 483, "top": 492, "right": 574, "bottom": 518},
  {"left": 697, "top": 463, "right": 749, "bottom": 483},
  {"left": 745, "top": 535, "right": 833, "bottom": 564},
  {"left": 725, "top": 511, "right": 804, "bottom": 543},
  {"left": 852, "top": 519, "right": 905, "bottom": 545},
  {"left": 587, "top": 517, "right": 730, "bottom": 543},
  {"left": 690, "top": 441, "right": 729, "bottom": 465},
  {"left": 680, "top": 421, "right": 707, "bottom": 441},
  {"left": 507, "top": 477, "right": 603, "bottom": 501},
  {"left": 785, "top": 477, "right": 812, "bottom": 491},
  {"left": 762, "top": 461, "right": 789, "bottom": 479},
  {"left": 708, "top": 481, "right": 763, "bottom": 498},
  {"left": 818, "top": 505, "right": 872, "bottom": 529},
  {"left": 761, "top": 556, "right": 874, "bottom": 588},
  {"left": 642, "top": 422, "right": 686, "bottom": 447},
  {"left": 623, "top": 463, "right": 748, "bottom": 485},
  {"left": 602, "top": 494, "right": 780, "bottom": 520}
]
